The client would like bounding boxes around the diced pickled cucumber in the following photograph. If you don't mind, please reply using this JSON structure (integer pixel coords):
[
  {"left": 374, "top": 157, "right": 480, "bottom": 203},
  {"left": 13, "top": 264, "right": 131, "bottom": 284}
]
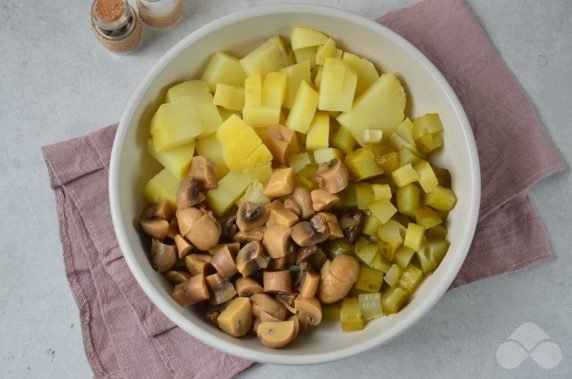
[
  {"left": 359, "top": 293, "right": 383, "bottom": 320},
  {"left": 384, "top": 264, "right": 402, "bottom": 288},
  {"left": 362, "top": 213, "right": 382, "bottom": 236},
  {"left": 371, "top": 184, "right": 392, "bottom": 200},
  {"left": 426, "top": 225, "right": 448, "bottom": 239},
  {"left": 322, "top": 239, "right": 354, "bottom": 259},
  {"left": 355, "top": 183, "right": 374, "bottom": 209},
  {"left": 414, "top": 161, "right": 438, "bottom": 193},
  {"left": 394, "top": 246, "right": 416, "bottom": 269},
  {"left": 335, "top": 183, "right": 357, "bottom": 209},
  {"left": 425, "top": 186, "right": 457, "bottom": 211},
  {"left": 403, "top": 222, "right": 425, "bottom": 251},
  {"left": 381, "top": 287, "right": 408, "bottom": 314},
  {"left": 355, "top": 238, "right": 379, "bottom": 266},
  {"left": 398, "top": 265, "right": 423, "bottom": 293},
  {"left": 345, "top": 148, "right": 384, "bottom": 181},
  {"left": 424, "top": 238, "right": 450, "bottom": 264},
  {"left": 295, "top": 163, "right": 319, "bottom": 190},
  {"left": 332, "top": 125, "right": 357, "bottom": 154},
  {"left": 416, "top": 247, "right": 438, "bottom": 273},
  {"left": 398, "top": 147, "right": 422, "bottom": 166},
  {"left": 392, "top": 163, "right": 419, "bottom": 187},
  {"left": 432, "top": 165, "right": 452, "bottom": 188},
  {"left": 368, "top": 198, "right": 397, "bottom": 224},
  {"left": 396, "top": 184, "right": 420, "bottom": 217},
  {"left": 369, "top": 252, "right": 392, "bottom": 273},
  {"left": 376, "top": 151, "right": 400, "bottom": 173},
  {"left": 377, "top": 220, "right": 404, "bottom": 261},
  {"left": 353, "top": 265, "right": 384, "bottom": 293},
  {"left": 415, "top": 206, "right": 442, "bottom": 229},
  {"left": 323, "top": 302, "right": 342, "bottom": 322},
  {"left": 340, "top": 298, "right": 365, "bottom": 332}
]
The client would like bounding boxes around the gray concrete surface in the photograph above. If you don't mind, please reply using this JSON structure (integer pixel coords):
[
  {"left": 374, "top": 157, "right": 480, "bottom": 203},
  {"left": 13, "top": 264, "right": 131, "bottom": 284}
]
[{"left": 0, "top": 0, "right": 570, "bottom": 378}]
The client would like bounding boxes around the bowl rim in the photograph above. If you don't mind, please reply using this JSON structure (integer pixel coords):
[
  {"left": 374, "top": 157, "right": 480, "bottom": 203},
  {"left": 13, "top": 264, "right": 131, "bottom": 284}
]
[{"left": 110, "top": 3, "right": 481, "bottom": 365}]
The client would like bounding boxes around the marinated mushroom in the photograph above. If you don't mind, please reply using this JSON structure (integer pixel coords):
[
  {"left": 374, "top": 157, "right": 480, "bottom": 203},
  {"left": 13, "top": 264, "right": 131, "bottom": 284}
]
[
  {"left": 257, "top": 320, "right": 296, "bottom": 348},
  {"left": 167, "top": 217, "right": 179, "bottom": 239},
  {"left": 205, "top": 273, "right": 237, "bottom": 305},
  {"left": 188, "top": 156, "right": 218, "bottom": 189},
  {"left": 262, "top": 224, "right": 291, "bottom": 258},
  {"left": 291, "top": 186, "right": 315, "bottom": 219},
  {"left": 339, "top": 209, "right": 364, "bottom": 243},
  {"left": 319, "top": 212, "right": 344, "bottom": 239},
  {"left": 275, "top": 293, "right": 297, "bottom": 314},
  {"left": 263, "top": 168, "right": 295, "bottom": 198},
  {"left": 177, "top": 207, "right": 204, "bottom": 236},
  {"left": 266, "top": 201, "right": 299, "bottom": 227},
  {"left": 315, "top": 159, "right": 350, "bottom": 194},
  {"left": 209, "top": 245, "right": 238, "bottom": 279},
  {"left": 151, "top": 238, "right": 177, "bottom": 272},
  {"left": 140, "top": 218, "right": 170, "bottom": 240},
  {"left": 177, "top": 177, "right": 206, "bottom": 209},
  {"left": 294, "top": 297, "right": 322, "bottom": 326},
  {"left": 283, "top": 198, "right": 301, "bottom": 217},
  {"left": 299, "top": 271, "right": 320, "bottom": 298},
  {"left": 289, "top": 315, "right": 300, "bottom": 339},
  {"left": 182, "top": 274, "right": 211, "bottom": 305},
  {"left": 250, "top": 293, "right": 287, "bottom": 320},
  {"left": 184, "top": 254, "right": 211, "bottom": 275},
  {"left": 216, "top": 297, "right": 252, "bottom": 337},
  {"left": 259, "top": 311, "right": 283, "bottom": 322},
  {"left": 290, "top": 213, "right": 331, "bottom": 246},
  {"left": 141, "top": 200, "right": 174, "bottom": 221},
  {"left": 263, "top": 124, "right": 295, "bottom": 164},
  {"left": 185, "top": 211, "right": 222, "bottom": 251},
  {"left": 235, "top": 277, "right": 264, "bottom": 296},
  {"left": 165, "top": 271, "right": 190, "bottom": 285},
  {"left": 263, "top": 270, "right": 292, "bottom": 293},
  {"left": 311, "top": 189, "right": 339, "bottom": 211},
  {"left": 206, "top": 303, "right": 227, "bottom": 326},
  {"left": 221, "top": 214, "right": 238, "bottom": 241},
  {"left": 174, "top": 234, "right": 193, "bottom": 259},
  {"left": 233, "top": 226, "right": 266, "bottom": 243},
  {"left": 209, "top": 243, "right": 241, "bottom": 256},
  {"left": 171, "top": 282, "right": 188, "bottom": 306},
  {"left": 236, "top": 201, "right": 269, "bottom": 232},
  {"left": 268, "top": 257, "right": 286, "bottom": 270},
  {"left": 236, "top": 241, "right": 270, "bottom": 277},
  {"left": 318, "top": 255, "right": 360, "bottom": 304}
]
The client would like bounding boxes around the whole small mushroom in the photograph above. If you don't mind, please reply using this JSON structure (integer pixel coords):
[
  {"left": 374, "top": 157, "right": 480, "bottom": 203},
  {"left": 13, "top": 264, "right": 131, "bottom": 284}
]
[
  {"left": 151, "top": 238, "right": 177, "bottom": 272},
  {"left": 315, "top": 159, "right": 350, "bottom": 194},
  {"left": 318, "top": 255, "right": 360, "bottom": 304}
]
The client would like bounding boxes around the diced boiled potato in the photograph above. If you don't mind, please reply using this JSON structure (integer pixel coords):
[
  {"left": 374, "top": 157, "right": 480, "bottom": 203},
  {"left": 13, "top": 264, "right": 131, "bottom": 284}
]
[
  {"left": 165, "top": 80, "right": 213, "bottom": 103},
  {"left": 313, "top": 66, "right": 323, "bottom": 89},
  {"left": 381, "top": 287, "right": 408, "bottom": 314},
  {"left": 194, "top": 102, "right": 224, "bottom": 137},
  {"left": 377, "top": 220, "right": 404, "bottom": 261},
  {"left": 305, "top": 111, "right": 330, "bottom": 150},
  {"left": 151, "top": 102, "right": 203, "bottom": 151},
  {"left": 242, "top": 164, "right": 272, "bottom": 185},
  {"left": 337, "top": 73, "right": 406, "bottom": 145},
  {"left": 340, "top": 298, "right": 365, "bottom": 332},
  {"left": 368, "top": 198, "right": 397, "bottom": 224},
  {"left": 342, "top": 52, "right": 379, "bottom": 97},
  {"left": 245, "top": 144, "right": 273, "bottom": 167},
  {"left": 240, "top": 36, "right": 290, "bottom": 77},
  {"left": 394, "top": 246, "right": 416, "bottom": 269},
  {"left": 281, "top": 61, "right": 311, "bottom": 109},
  {"left": 318, "top": 58, "right": 357, "bottom": 112},
  {"left": 206, "top": 171, "right": 252, "bottom": 216},
  {"left": 222, "top": 127, "right": 264, "bottom": 170},
  {"left": 147, "top": 138, "right": 195, "bottom": 179},
  {"left": 213, "top": 84, "right": 244, "bottom": 111},
  {"left": 361, "top": 129, "right": 383, "bottom": 145},
  {"left": 291, "top": 27, "right": 329, "bottom": 50},
  {"left": 313, "top": 147, "right": 342, "bottom": 164},
  {"left": 293, "top": 46, "right": 317, "bottom": 68},
  {"left": 285, "top": 80, "right": 319, "bottom": 133},
  {"left": 243, "top": 106, "right": 281, "bottom": 127},
  {"left": 332, "top": 126, "right": 357, "bottom": 154},
  {"left": 353, "top": 265, "right": 384, "bottom": 293},
  {"left": 344, "top": 148, "right": 384, "bottom": 181},
  {"left": 403, "top": 223, "right": 424, "bottom": 251},
  {"left": 244, "top": 73, "right": 262, "bottom": 107},
  {"left": 414, "top": 161, "right": 438, "bottom": 193},
  {"left": 359, "top": 293, "right": 383, "bottom": 320},
  {"left": 201, "top": 52, "right": 247, "bottom": 91},
  {"left": 392, "top": 163, "right": 419, "bottom": 187},
  {"left": 425, "top": 186, "right": 457, "bottom": 211},
  {"left": 143, "top": 168, "right": 181, "bottom": 207},
  {"left": 217, "top": 107, "right": 241, "bottom": 121},
  {"left": 384, "top": 264, "right": 402, "bottom": 288},
  {"left": 216, "top": 114, "right": 249, "bottom": 146},
  {"left": 398, "top": 265, "right": 423, "bottom": 293},
  {"left": 396, "top": 184, "right": 420, "bottom": 217},
  {"left": 415, "top": 206, "right": 442, "bottom": 229},
  {"left": 371, "top": 184, "right": 392, "bottom": 200},
  {"left": 196, "top": 134, "right": 229, "bottom": 178},
  {"left": 262, "top": 71, "right": 287, "bottom": 106},
  {"left": 315, "top": 38, "right": 337, "bottom": 65}
]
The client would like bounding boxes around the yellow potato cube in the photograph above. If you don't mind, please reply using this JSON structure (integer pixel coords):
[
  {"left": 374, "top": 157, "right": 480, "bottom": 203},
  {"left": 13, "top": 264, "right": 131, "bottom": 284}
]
[
  {"left": 315, "top": 38, "right": 337, "bottom": 65},
  {"left": 244, "top": 73, "right": 262, "bottom": 107},
  {"left": 293, "top": 46, "right": 317, "bottom": 68},
  {"left": 222, "top": 127, "right": 263, "bottom": 170},
  {"left": 243, "top": 105, "right": 281, "bottom": 127},
  {"left": 245, "top": 144, "right": 273, "bottom": 167},
  {"left": 206, "top": 171, "right": 252, "bottom": 216},
  {"left": 196, "top": 134, "right": 229, "bottom": 178},
  {"left": 194, "top": 102, "right": 223, "bottom": 136},
  {"left": 290, "top": 27, "right": 329, "bottom": 50},
  {"left": 201, "top": 52, "right": 247, "bottom": 91},
  {"left": 213, "top": 84, "right": 244, "bottom": 111},
  {"left": 313, "top": 66, "right": 323, "bottom": 89},
  {"left": 217, "top": 107, "right": 241, "bottom": 121},
  {"left": 332, "top": 126, "right": 357, "bottom": 154},
  {"left": 288, "top": 152, "right": 312, "bottom": 173},
  {"left": 403, "top": 222, "right": 424, "bottom": 251},
  {"left": 368, "top": 198, "right": 397, "bottom": 224},
  {"left": 281, "top": 61, "right": 311, "bottom": 109},
  {"left": 361, "top": 129, "right": 383, "bottom": 145},
  {"left": 414, "top": 161, "right": 438, "bottom": 193},
  {"left": 425, "top": 186, "right": 457, "bottom": 211},
  {"left": 337, "top": 73, "right": 406, "bottom": 145},
  {"left": 305, "top": 111, "right": 330, "bottom": 150},
  {"left": 143, "top": 168, "right": 181, "bottom": 207},
  {"left": 285, "top": 80, "right": 319, "bottom": 134},
  {"left": 313, "top": 147, "right": 343, "bottom": 164},
  {"left": 165, "top": 80, "right": 213, "bottom": 103},
  {"left": 391, "top": 164, "right": 419, "bottom": 187},
  {"left": 240, "top": 36, "right": 290, "bottom": 77},
  {"left": 242, "top": 164, "right": 272, "bottom": 185},
  {"left": 151, "top": 102, "right": 203, "bottom": 151},
  {"left": 262, "top": 71, "right": 287, "bottom": 107},
  {"left": 216, "top": 114, "right": 249, "bottom": 146},
  {"left": 371, "top": 184, "right": 392, "bottom": 200},
  {"left": 342, "top": 52, "right": 379, "bottom": 97},
  {"left": 147, "top": 138, "right": 195, "bottom": 179},
  {"left": 318, "top": 58, "right": 357, "bottom": 112}
]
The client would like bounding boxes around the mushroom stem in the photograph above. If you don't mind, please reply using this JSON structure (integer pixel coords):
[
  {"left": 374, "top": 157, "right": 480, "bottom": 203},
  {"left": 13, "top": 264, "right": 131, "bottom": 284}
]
[
  {"left": 205, "top": 273, "right": 237, "bottom": 305},
  {"left": 263, "top": 270, "right": 292, "bottom": 294},
  {"left": 262, "top": 225, "right": 291, "bottom": 258},
  {"left": 209, "top": 245, "right": 238, "bottom": 279},
  {"left": 150, "top": 238, "right": 177, "bottom": 272},
  {"left": 235, "top": 277, "right": 264, "bottom": 297}
]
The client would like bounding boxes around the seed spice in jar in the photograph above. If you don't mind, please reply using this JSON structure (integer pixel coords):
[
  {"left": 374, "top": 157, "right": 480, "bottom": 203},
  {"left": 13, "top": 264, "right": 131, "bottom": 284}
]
[
  {"left": 137, "top": 0, "right": 183, "bottom": 28},
  {"left": 91, "top": 0, "right": 142, "bottom": 54}
]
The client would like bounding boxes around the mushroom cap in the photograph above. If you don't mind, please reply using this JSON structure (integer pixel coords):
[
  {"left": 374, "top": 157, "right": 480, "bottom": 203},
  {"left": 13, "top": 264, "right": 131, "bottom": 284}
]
[
  {"left": 217, "top": 297, "right": 252, "bottom": 337},
  {"left": 262, "top": 224, "right": 291, "bottom": 259},
  {"left": 184, "top": 254, "right": 211, "bottom": 275},
  {"left": 185, "top": 211, "right": 222, "bottom": 251},
  {"left": 263, "top": 168, "right": 295, "bottom": 198},
  {"left": 177, "top": 207, "right": 204, "bottom": 236},
  {"left": 188, "top": 156, "right": 218, "bottom": 189},
  {"left": 141, "top": 200, "right": 174, "bottom": 221},
  {"left": 266, "top": 200, "right": 299, "bottom": 227},
  {"left": 250, "top": 293, "right": 287, "bottom": 320},
  {"left": 315, "top": 159, "right": 350, "bottom": 194},
  {"left": 221, "top": 214, "right": 238, "bottom": 241},
  {"left": 263, "top": 124, "right": 295, "bottom": 164},
  {"left": 263, "top": 270, "right": 292, "bottom": 294},
  {"left": 150, "top": 238, "right": 177, "bottom": 272},
  {"left": 329, "top": 255, "right": 360, "bottom": 283},
  {"left": 310, "top": 189, "right": 339, "bottom": 211},
  {"left": 257, "top": 320, "right": 296, "bottom": 348},
  {"left": 236, "top": 241, "right": 270, "bottom": 277},
  {"left": 140, "top": 218, "right": 170, "bottom": 240},
  {"left": 339, "top": 209, "right": 364, "bottom": 243},
  {"left": 165, "top": 271, "right": 190, "bottom": 285},
  {"left": 174, "top": 234, "right": 193, "bottom": 259},
  {"left": 177, "top": 177, "right": 206, "bottom": 210},
  {"left": 182, "top": 274, "right": 211, "bottom": 305},
  {"left": 294, "top": 297, "right": 322, "bottom": 326},
  {"left": 236, "top": 201, "right": 270, "bottom": 232},
  {"left": 299, "top": 270, "right": 320, "bottom": 298},
  {"left": 233, "top": 226, "right": 266, "bottom": 243},
  {"left": 205, "top": 273, "right": 237, "bottom": 305},
  {"left": 235, "top": 277, "right": 264, "bottom": 297},
  {"left": 291, "top": 186, "right": 315, "bottom": 219},
  {"left": 290, "top": 213, "right": 331, "bottom": 247},
  {"left": 209, "top": 245, "right": 238, "bottom": 279}
]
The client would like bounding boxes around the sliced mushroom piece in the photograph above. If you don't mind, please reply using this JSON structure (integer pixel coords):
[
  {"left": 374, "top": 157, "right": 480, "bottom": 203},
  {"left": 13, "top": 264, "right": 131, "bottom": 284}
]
[
  {"left": 236, "top": 241, "right": 270, "bottom": 277},
  {"left": 299, "top": 271, "right": 320, "bottom": 298},
  {"left": 209, "top": 243, "right": 240, "bottom": 256},
  {"left": 295, "top": 297, "right": 322, "bottom": 326},
  {"left": 311, "top": 189, "right": 339, "bottom": 211},
  {"left": 233, "top": 226, "right": 266, "bottom": 243},
  {"left": 297, "top": 312, "right": 309, "bottom": 334},
  {"left": 259, "top": 311, "right": 283, "bottom": 322},
  {"left": 289, "top": 315, "right": 300, "bottom": 339},
  {"left": 205, "top": 273, "right": 237, "bottom": 305},
  {"left": 217, "top": 297, "right": 252, "bottom": 337},
  {"left": 262, "top": 224, "right": 291, "bottom": 258},
  {"left": 188, "top": 156, "right": 218, "bottom": 189},
  {"left": 151, "top": 238, "right": 177, "bottom": 272},
  {"left": 185, "top": 211, "right": 222, "bottom": 251},
  {"left": 250, "top": 317, "right": 262, "bottom": 336},
  {"left": 171, "top": 282, "right": 189, "bottom": 306},
  {"left": 257, "top": 320, "right": 296, "bottom": 348},
  {"left": 142, "top": 199, "right": 174, "bottom": 221},
  {"left": 209, "top": 245, "right": 238, "bottom": 279},
  {"left": 250, "top": 293, "right": 287, "bottom": 320},
  {"left": 177, "top": 177, "right": 206, "bottom": 210},
  {"left": 184, "top": 254, "right": 211, "bottom": 275},
  {"left": 177, "top": 207, "right": 204, "bottom": 236},
  {"left": 236, "top": 201, "right": 270, "bottom": 232},
  {"left": 165, "top": 271, "right": 190, "bottom": 285},
  {"left": 291, "top": 186, "right": 315, "bottom": 219},
  {"left": 140, "top": 218, "right": 170, "bottom": 240},
  {"left": 221, "top": 214, "right": 238, "bottom": 241},
  {"left": 290, "top": 213, "right": 330, "bottom": 247},
  {"left": 263, "top": 168, "right": 295, "bottom": 198},
  {"left": 263, "top": 124, "right": 295, "bottom": 164},
  {"left": 206, "top": 303, "right": 227, "bottom": 326},
  {"left": 275, "top": 293, "right": 297, "bottom": 314},
  {"left": 266, "top": 200, "right": 299, "bottom": 227},
  {"left": 339, "top": 209, "right": 364, "bottom": 243},
  {"left": 182, "top": 274, "right": 211, "bottom": 305},
  {"left": 167, "top": 217, "right": 179, "bottom": 239},
  {"left": 283, "top": 198, "right": 301, "bottom": 217},
  {"left": 263, "top": 270, "right": 292, "bottom": 294},
  {"left": 296, "top": 246, "right": 318, "bottom": 265},
  {"left": 235, "top": 277, "right": 264, "bottom": 297},
  {"left": 268, "top": 257, "right": 286, "bottom": 270},
  {"left": 319, "top": 212, "right": 344, "bottom": 239},
  {"left": 315, "top": 159, "right": 350, "bottom": 194},
  {"left": 174, "top": 234, "right": 193, "bottom": 259}
]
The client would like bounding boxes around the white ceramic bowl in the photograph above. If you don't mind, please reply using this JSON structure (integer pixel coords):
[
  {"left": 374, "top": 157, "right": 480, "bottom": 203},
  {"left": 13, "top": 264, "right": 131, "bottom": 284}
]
[{"left": 110, "top": 4, "right": 480, "bottom": 365}]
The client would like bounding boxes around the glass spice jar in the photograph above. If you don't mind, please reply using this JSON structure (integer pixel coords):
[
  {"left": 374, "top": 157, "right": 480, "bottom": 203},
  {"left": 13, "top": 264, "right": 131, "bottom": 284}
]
[
  {"left": 91, "top": 0, "right": 142, "bottom": 54},
  {"left": 137, "top": 0, "right": 183, "bottom": 28}
]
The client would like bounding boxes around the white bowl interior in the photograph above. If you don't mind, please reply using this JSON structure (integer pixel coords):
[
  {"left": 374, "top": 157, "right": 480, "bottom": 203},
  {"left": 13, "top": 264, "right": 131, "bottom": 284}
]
[{"left": 111, "top": 5, "right": 479, "bottom": 365}]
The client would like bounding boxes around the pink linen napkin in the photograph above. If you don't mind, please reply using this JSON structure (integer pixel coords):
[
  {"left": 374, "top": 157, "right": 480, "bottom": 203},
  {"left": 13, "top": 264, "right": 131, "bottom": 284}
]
[{"left": 42, "top": 0, "right": 566, "bottom": 377}]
